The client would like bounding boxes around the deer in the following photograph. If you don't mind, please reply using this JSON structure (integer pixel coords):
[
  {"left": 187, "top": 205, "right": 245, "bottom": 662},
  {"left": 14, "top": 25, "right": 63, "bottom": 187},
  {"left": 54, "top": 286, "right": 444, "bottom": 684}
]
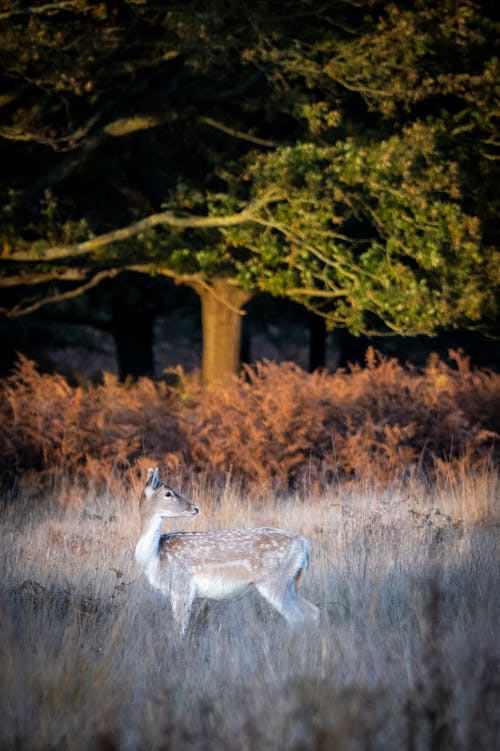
[{"left": 134, "top": 468, "right": 319, "bottom": 634}]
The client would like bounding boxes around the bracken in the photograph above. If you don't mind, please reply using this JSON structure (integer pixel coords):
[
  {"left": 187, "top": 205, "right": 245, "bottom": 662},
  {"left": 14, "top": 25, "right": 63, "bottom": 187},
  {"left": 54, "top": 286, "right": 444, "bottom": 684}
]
[{"left": 0, "top": 349, "right": 498, "bottom": 498}]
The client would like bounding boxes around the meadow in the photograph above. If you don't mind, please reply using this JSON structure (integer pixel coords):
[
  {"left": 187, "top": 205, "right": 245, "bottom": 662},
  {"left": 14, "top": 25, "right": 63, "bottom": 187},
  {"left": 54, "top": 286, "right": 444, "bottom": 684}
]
[
  {"left": 0, "top": 351, "right": 498, "bottom": 749},
  {"left": 1, "top": 470, "right": 498, "bottom": 751}
]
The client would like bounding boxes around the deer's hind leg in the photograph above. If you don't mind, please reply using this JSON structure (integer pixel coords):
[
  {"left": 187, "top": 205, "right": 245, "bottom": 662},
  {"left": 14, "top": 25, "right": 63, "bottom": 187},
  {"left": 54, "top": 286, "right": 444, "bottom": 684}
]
[
  {"left": 255, "top": 566, "right": 319, "bottom": 626},
  {"left": 293, "top": 567, "right": 320, "bottom": 623}
]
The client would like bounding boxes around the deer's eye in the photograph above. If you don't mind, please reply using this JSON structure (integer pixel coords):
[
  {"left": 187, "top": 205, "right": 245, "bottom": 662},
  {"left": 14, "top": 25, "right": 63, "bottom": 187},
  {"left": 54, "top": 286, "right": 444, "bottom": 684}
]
[{"left": 165, "top": 490, "right": 172, "bottom": 498}]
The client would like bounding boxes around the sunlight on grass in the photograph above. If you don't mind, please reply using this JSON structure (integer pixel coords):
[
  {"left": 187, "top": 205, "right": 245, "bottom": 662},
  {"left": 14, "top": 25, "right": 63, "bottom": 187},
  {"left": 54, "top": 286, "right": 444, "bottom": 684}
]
[{"left": 1, "top": 472, "right": 498, "bottom": 750}]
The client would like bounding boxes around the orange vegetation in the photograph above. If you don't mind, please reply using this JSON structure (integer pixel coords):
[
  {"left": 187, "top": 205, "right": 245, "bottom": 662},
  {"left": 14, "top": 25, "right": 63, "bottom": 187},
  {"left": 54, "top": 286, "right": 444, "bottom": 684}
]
[{"left": 0, "top": 349, "right": 498, "bottom": 497}]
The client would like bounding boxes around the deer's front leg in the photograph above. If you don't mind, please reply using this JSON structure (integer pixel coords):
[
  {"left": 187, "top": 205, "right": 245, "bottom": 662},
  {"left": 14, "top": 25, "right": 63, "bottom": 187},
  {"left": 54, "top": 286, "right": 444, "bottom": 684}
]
[{"left": 170, "top": 582, "right": 195, "bottom": 636}]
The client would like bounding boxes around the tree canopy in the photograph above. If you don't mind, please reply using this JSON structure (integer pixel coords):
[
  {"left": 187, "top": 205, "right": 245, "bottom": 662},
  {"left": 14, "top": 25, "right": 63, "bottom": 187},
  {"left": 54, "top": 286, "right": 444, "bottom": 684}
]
[{"left": 0, "top": 1, "right": 498, "bottom": 348}]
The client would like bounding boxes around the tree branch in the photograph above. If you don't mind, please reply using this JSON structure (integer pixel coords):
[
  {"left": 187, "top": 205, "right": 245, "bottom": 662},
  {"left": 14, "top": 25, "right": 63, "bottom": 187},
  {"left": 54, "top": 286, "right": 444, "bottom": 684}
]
[
  {"left": 251, "top": 215, "right": 361, "bottom": 281},
  {"left": 0, "top": 2, "right": 79, "bottom": 21},
  {"left": 198, "top": 116, "right": 280, "bottom": 148},
  {"left": 103, "top": 115, "right": 165, "bottom": 137},
  {"left": 0, "top": 269, "right": 87, "bottom": 287},
  {"left": 5, "top": 191, "right": 285, "bottom": 262},
  {"left": 127, "top": 265, "right": 251, "bottom": 314},
  {"left": 0, "top": 262, "right": 255, "bottom": 318},
  {"left": 1, "top": 268, "right": 121, "bottom": 318},
  {"left": 17, "top": 110, "right": 166, "bottom": 201},
  {"left": 285, "top": 286, "right": 348, "bottom": 298},
  {"left": 0, "top": 92, "right": 23, "bottom": 108}
]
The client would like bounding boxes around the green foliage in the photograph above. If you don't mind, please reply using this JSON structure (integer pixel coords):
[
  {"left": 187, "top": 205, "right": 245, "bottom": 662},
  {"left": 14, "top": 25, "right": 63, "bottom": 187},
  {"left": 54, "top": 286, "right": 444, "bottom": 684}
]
[
  {"left": 0, "top": 0, "right": 497, "bottom": 334},
  {"left": 226, "top": 124, "right": 488, "bottom": 333}
]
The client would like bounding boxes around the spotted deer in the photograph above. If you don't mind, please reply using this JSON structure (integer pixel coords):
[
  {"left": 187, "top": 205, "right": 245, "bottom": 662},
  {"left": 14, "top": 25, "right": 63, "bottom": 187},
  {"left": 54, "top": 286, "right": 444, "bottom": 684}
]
[{"left": 135, "top": 468, "right": 319, "bottom": 634}]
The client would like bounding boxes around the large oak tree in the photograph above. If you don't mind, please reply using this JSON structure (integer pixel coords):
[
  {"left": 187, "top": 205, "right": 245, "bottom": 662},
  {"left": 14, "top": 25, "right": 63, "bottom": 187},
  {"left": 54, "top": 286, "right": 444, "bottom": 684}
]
[{"left": 1, "top": 0, "right": 498, "bottom": 382}]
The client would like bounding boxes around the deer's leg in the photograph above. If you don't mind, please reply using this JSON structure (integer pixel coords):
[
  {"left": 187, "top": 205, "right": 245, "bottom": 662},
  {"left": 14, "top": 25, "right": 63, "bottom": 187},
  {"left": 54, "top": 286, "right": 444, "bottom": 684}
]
[
  {"left": 170, "top": 584, "right": 195, "bottom": 636},
  {"left": 294, "top": 592, "right": 320, "bottom": 624},
  {"left": 255, "top": 579, "right": 302, "bottom": 624},
  {"left": 256, "top": 574, "right": 319, "bottom": 626}
]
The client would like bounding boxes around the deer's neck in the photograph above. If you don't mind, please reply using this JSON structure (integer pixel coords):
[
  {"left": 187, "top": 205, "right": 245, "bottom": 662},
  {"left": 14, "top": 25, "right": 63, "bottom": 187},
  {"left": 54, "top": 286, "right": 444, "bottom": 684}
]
[{"left": 135, "top": 513, "right": 163, "bottom": 570}]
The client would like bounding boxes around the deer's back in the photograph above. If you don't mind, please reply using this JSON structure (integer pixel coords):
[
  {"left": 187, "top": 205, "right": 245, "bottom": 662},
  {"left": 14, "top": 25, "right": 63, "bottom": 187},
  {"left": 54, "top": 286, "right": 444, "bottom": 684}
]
[{"left": 159, "top": 526, "right": 308, "bottom": 580}]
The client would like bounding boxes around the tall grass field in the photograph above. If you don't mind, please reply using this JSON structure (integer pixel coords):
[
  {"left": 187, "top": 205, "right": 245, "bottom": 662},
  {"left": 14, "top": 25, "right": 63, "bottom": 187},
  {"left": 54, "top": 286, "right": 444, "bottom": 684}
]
[{"left": 1, "top": 471, "right": 498, "bottom": 750}]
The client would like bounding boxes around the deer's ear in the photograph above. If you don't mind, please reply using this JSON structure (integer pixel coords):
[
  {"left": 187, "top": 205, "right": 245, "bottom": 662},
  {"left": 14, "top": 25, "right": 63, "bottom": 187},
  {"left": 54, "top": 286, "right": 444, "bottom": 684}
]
[
  {"left": 144, "top": 467, "right": 159, "bottom": 496},
  {"left": 145, "top": 467, "right": 159, "bottom": 488}
]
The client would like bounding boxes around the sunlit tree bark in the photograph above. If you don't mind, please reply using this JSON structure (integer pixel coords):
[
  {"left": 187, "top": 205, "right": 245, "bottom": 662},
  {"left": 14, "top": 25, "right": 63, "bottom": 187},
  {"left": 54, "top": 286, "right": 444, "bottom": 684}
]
[{"left": 190, "top": 280, "right": 253, "bottom": 385}]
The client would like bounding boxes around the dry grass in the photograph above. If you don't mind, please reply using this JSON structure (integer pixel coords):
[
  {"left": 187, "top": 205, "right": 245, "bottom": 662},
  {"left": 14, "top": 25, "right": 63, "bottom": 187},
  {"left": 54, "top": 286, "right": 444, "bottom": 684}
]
[
  {"left": 1, "top": 472, "right": 498, "bottom": 750},
  {"left": 1, "top": 350, "right": 498, "bottom": 498}
]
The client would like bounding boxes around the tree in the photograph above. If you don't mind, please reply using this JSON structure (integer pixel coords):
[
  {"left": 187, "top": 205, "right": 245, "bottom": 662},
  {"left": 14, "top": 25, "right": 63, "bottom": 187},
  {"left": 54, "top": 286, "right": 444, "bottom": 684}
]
[
  {"left": 228, "top": 126, "right": 491, "bottom": 335},
  {"left": 1, "top": 1, "right": 498, "bottom": 382},
  {"left": 0, "top": 0, "right": 287, "bottom": 381}
]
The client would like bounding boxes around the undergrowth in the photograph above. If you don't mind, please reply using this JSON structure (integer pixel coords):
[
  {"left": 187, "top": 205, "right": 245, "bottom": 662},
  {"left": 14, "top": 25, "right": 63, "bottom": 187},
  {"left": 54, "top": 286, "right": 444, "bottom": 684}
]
[{"left": 0, "top": 349, "right": 498, "bottom": 500}]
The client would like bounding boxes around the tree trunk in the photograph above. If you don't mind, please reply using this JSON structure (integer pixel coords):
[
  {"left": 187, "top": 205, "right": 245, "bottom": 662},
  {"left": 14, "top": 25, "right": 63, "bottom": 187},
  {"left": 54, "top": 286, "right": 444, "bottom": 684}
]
[
  {"left": 111, "top": 305, "right": 155, "bottom": 380},
  {"left": 191, "top": 280, "right": 253, "bottom": 386}
]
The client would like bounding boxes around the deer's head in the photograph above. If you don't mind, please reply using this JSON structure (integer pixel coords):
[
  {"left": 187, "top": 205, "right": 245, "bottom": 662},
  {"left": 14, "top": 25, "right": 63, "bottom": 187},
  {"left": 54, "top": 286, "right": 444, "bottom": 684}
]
[{"left": 140, "top": 468, "right": 199, "bottom": 518}]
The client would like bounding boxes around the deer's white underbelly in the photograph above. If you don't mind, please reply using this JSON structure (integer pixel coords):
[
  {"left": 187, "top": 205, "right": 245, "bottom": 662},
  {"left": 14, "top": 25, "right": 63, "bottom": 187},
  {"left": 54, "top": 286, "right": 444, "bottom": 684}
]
[{"left": 193, "top": 573, "right": 251, "bottom": 600}]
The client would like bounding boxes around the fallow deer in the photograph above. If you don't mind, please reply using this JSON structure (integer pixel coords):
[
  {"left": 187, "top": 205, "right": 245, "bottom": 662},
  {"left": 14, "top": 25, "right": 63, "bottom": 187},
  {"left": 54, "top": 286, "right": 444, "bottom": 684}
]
[{"left": 135, "top": 468, "right": 319, "bottom": 633}]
